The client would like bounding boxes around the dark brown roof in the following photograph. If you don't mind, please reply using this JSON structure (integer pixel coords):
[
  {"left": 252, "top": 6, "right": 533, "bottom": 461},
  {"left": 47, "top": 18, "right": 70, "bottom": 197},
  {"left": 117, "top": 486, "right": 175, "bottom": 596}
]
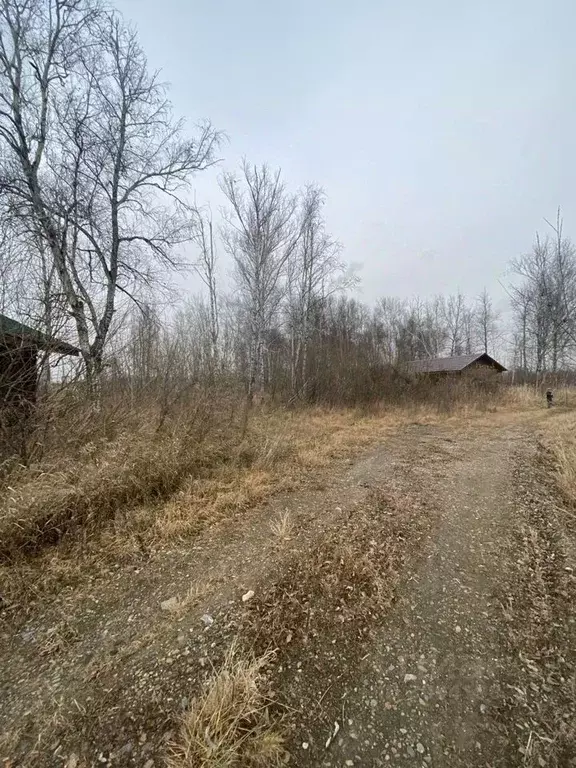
[
  {"left": 0, "top": 313, "right": 80, "bottom": 355},
  {"left": 406, "top": 352, "right": 506, "bottom": 374}
]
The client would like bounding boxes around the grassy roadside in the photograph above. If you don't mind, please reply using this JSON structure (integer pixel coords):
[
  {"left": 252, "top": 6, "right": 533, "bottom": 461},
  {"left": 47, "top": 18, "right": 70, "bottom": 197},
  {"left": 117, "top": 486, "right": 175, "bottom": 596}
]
[
  {"left": 0, "top": 404, "right": 437, "bottom": 767},
  {"left": 0, "top": 396, "right": 487, "bottom": 605},
  {"left": 495, "top": 413, "right": 576, "bottom": 767}
]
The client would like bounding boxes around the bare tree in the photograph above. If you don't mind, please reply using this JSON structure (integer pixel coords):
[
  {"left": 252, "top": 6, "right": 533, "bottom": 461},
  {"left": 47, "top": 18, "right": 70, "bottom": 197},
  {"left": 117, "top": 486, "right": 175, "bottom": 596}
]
[
  {"left": 510, "top": 215, "right": 576, "bottom": 372},
  {"left": 543, "top": 210, "right": 576, "bottom": 367},
  {"left": 474, "top": 288, "right": 499, "bottom": 355},
  {"left": 220, "top": 161, "right": 298, "bottom": 403},
  {"left": 287, "top": 184, "right": 346, "bottom": 399},
  {"left": 191, "top": 209, "right": 219, "bottom": 377},
  {"left": 374, "top": 297, "right": 406, "bottom": 364},
  {"left": 442, "top": 293, "right": 467, "bottom": 356},
  {"left": 0, "top": 1, "right": 220, "bottom": 390}
]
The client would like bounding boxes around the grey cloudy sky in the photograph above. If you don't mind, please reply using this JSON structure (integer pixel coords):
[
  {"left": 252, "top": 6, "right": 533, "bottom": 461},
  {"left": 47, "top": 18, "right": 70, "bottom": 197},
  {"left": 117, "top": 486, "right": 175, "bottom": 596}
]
[{"left": 117, "top": 0, "right": 576, "bottom": 310}]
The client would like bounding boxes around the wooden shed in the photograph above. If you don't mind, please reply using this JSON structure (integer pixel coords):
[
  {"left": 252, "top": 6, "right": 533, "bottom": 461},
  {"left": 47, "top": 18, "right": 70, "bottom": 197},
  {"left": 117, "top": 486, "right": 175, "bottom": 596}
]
[
  {"left": 406, "top": 352, "right": 507, "bottom": 377},
  {"left": 0, "top": 313, "right": 80, "bottom": 406}
]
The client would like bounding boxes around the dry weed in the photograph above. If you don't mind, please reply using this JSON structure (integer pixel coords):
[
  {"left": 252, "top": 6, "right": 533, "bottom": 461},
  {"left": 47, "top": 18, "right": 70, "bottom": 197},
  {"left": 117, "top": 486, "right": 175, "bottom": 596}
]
[
  {"left": 167, "top": 642, "right": 285, "bottom": 768},
  {"left": 0, "top": 430, "right": 204, "bottom": 560},
  {"left": 160, "top": 580, "right": 216, "bottom": 618},
  {"left": 244, "top": 484, "right": 429, "bottom": 653},
  {"left": 503, "top": 384, "right": 541, "bottom": 409},
  {"left": 269, "top": 510, "right": 294, "bottom": 541},
  {"left": 544, "top": 412, "right": 576, "bottom": 510},
  {"left": 38, "top": 619, "right": 79, "bottom": 657}
]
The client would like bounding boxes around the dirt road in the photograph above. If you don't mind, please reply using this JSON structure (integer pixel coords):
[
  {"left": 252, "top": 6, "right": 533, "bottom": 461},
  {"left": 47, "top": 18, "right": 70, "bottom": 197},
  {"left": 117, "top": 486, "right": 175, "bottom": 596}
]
[
  {"left": 1, "top": 411, "right": 575, "bottom": 766},
  {"left": 324, "top": 425, "right": 526, "bottom": 767}
]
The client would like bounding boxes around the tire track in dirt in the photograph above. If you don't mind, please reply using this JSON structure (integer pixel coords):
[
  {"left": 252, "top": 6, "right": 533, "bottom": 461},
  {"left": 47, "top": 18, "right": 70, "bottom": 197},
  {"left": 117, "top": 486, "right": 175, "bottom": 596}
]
[{"left": 316, "top": 426, "right": 530, "bottom": 767}]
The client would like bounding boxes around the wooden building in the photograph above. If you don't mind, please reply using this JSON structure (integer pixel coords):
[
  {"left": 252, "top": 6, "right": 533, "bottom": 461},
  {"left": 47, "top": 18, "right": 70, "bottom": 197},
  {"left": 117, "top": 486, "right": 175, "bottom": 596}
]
[
  {"left": 406, "top": 352, "right": 506, "bottom": 377},
  {"left": 0, "top": 313, "right": 80, "bottom": 406}
]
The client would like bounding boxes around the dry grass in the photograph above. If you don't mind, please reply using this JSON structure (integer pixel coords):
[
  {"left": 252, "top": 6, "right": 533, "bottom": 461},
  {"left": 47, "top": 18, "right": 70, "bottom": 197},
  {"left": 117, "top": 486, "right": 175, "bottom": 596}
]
[
  {"left": 269, "top": 510, "right": 294, "bottom": 541},
  {"left": 496, "top": 429, "right": 576, "bottom": 767},
  {"left": 504, "top": 383, "right": 576, "bottom": 411},
  {"left": 0, "top": 385, "right": 536, "bottom": 603},
  {"left": 502, "top": 383, "right": 542, "bottom": 409},
  {"left": 542, "top": 410, "right": 576, "bottom": 508},
  {"left": 0, "top": 401, "right": 421, "bottom": 602},
  {"left": 0, "top": 429, "right": 203, "bottom": 560},
  {"left": 244, "top": 484, "right": 429, "bottom": 650},
  {"left": 167, "top": 642, "right": 285, "bottom": 768},
  {"left": 163, "top": 482, "right": 433, "bottom": 768},
  {"left": 230, "top": 479, "right": 435, "bottom": 762}
]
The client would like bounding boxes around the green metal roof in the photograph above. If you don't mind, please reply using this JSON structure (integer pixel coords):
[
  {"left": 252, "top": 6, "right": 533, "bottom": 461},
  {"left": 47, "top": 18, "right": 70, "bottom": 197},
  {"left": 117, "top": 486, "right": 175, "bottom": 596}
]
[{"left": 0, "top": 313, "right": 80, "bottom": 355}]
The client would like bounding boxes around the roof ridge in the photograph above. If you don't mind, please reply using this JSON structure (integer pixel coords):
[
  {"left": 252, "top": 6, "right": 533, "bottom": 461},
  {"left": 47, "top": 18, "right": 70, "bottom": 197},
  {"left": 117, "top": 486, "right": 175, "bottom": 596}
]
[{"left": 0, "top": 312, "right": 80, "bottom": 355}]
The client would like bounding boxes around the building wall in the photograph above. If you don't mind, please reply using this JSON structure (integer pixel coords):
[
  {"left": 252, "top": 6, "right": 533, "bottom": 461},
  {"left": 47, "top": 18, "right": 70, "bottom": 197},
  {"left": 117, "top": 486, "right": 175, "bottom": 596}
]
[{"left": 0, "top": 344, "right": 38, "bottom": 405}]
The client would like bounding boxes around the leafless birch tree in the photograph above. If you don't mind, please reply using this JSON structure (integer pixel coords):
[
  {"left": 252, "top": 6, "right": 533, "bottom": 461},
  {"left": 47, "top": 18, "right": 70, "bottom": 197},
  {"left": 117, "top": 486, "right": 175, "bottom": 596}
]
[
  {"left": 0, "top": 0, "right": 220, "bottom": 390},
  {"left": 474, "top": 288, "right": 499, "bottom": 355},
  {"left": 510, "top": 215, "right": 576, "bottom": 372},
  {"left": 287, "top": 184, "right": 346, "bottom": 399},
  {"left": 442, "top": 293, "right": 467, "bottom": 356},
  {"left": 191, "top": 209, "right": 219, "bottom": 376},
  {"left": 220, "top": 161, "right": 298, "bottom": 402}
]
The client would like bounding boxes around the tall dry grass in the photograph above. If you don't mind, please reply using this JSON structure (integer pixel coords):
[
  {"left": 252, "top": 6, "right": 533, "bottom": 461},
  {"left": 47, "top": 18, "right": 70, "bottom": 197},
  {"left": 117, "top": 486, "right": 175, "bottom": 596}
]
[
  {"left": 542, "top": 408, "right": 576, "bottom": 506},
  {"left": 0, "top": 377, "right": 527, "bottom": 601},
  {"left": 167, "top": 643, "right": 285, "bottom": 768},
  {"left": 0, "top": 389, "right": 219, "bottom": 560}
]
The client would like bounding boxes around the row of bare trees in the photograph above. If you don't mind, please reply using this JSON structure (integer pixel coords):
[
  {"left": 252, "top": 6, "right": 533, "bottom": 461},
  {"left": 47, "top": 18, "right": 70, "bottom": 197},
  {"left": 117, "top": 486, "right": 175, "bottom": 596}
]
[
  {"left": 108, "top": 156, "right": 504, "bottom": 405},
  {"left": 6, "top": 1, "right": 569, "bottom": 410},
  {"left": 509, "top": 212, "right": 576, "bottom": 372},
  {"left": 0, "top": 2, "right": 358, "bottom": 405},
  {"left": 108, "top": 281, "right": 504, "bottom": 407}
]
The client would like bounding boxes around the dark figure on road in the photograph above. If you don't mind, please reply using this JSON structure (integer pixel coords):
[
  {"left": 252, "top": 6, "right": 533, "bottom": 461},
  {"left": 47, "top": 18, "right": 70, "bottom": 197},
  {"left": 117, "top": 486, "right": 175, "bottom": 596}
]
[{"left": 546, "top": 388, "right": 554, "bottom": 408}]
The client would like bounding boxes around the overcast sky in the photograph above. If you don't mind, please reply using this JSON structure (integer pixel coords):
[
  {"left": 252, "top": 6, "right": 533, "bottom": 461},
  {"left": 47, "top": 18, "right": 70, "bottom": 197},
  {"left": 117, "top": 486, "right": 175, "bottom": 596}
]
[{"left": 116, "top": 0, "right": 576, "bottom": 312}]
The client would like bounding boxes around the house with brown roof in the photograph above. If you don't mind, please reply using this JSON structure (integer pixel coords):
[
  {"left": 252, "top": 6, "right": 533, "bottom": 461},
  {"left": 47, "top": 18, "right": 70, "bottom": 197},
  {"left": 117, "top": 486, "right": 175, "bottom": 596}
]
[{"left": 406, "top": 352, "right": 506, "bottom": 377}]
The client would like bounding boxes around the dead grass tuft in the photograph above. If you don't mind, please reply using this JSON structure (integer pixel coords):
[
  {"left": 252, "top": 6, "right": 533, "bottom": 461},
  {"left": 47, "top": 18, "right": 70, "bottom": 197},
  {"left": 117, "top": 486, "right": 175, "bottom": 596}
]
[
  {"left": 167, "top": 642, "right": 285, "bottom": 768},
  {"left": 269, "top": 510, "right": 294, "bottom": 541}
]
